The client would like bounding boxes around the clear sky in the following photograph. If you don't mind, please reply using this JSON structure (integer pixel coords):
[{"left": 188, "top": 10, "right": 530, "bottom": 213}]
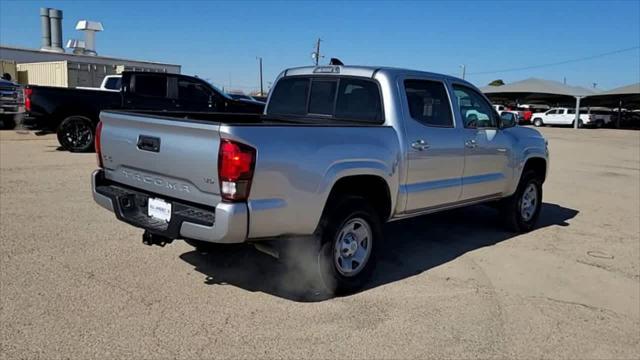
[{"left": 1, "top": 0, "right": 638, "bottom": 92}]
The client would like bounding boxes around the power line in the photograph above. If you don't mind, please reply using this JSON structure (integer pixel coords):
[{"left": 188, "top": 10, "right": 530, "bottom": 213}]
[{"left": 467, "top": 46, "right": 639, "bottom": 76}]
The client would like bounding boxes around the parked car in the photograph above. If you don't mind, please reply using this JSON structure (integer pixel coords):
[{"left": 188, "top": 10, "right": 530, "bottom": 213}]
[
  {"left": 23, "top": 72, "right": 265, "bottom": 152},
  {"left": 584, "top": 107, "right": 613, "bottom": 127},
  {"left": 77, "top": 75, "right": 122, "bottom": 92},
  {"left": 0, "top": 78, "right": 24, "bottom": 129},
  {"left": 493, "top": 104, "right": 526, "bottom": 124},
  {"left": 92, "top": 65, "right": 549, "bottom": 294},
  {"left": 531, "top": 107, "right": 605, "bottom": 128}
]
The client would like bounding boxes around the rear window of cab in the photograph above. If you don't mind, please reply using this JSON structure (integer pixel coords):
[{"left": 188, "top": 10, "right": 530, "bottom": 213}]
[{"left": 267, "top": 76, "right": 383, "bottom": 123}]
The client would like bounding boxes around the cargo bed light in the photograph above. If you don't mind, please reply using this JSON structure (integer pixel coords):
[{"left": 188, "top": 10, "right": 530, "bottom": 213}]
[{"left": 313, "top": 66, "right": 340, "bottom": 74}]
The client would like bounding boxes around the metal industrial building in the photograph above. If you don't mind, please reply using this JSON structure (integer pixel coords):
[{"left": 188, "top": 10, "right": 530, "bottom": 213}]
[
  {"left": 0, "top": 7, "right": 180, "bottom": 88},
  {"left": 0, "top": 46, "right": 181, "bottom": 87}
]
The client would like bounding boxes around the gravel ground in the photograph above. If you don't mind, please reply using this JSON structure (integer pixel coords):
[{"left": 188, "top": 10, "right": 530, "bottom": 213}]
[{"left": 1, "top": 127, "right": 639, "bottom": 359}]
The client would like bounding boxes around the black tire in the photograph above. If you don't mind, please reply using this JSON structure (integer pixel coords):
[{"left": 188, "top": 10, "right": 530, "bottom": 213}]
[
  {"left": 533, "top": 118, "right": 543, "bottom": 127},
  {"left": 572, "top": 120, "right": 584, "bottom": 128},
  {"left": 596, "top": 120, "right": 604, "bottom": 128},
  {"left": 500, "top": 170, "right": 543, "bottom": 233},
  {"left": 0, "top": 115, "right": 16, "bottom": 130},
  {"left": 57, "top": 115, "right": 95, "bottom": 152},
  {"left": 317, "top": 197, "right": 382, "bottom": 295}
]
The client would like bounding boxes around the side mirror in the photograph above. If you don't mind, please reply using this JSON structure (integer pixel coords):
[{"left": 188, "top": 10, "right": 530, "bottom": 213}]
[{"left": 500, "top": 112, "right": 517, "bottom": 128}]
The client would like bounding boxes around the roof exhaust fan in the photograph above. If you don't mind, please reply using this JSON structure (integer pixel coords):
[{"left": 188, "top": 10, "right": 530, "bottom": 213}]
[{"left": 75, "top": 20, "right": 104, "bottom": 56}]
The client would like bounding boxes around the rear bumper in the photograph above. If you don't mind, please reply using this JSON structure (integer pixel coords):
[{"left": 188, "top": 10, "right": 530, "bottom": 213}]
[
  {"left": 92, "top": 170, "right": 248, "bottom": 243},
  {"left": 21, "top": 114, "right": 49, "bottom": 129}
]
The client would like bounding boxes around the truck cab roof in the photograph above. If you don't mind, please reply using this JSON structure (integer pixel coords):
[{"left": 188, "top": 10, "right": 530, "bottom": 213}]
[{"left": 281, "top": 65, "right": 474, "bottom": 86}]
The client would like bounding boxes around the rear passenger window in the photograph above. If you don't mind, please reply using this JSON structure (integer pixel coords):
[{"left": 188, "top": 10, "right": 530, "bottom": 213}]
[
  {"left": 309, "top": 80, "right": 337, "bottom": 115},
  {"left": 404, "top": 80, "right": 453, "bottom": 127},
  {"left": 178, "top": 79, "right": 210, "bottom": 103},
  {"left": 335, "top": 79, "right": 382, "bottom": 122},
  {"left": 267, "top": 78, "right": 310, "bottom": 115},
  {"left": 104, "top": 77, "right": 121, "bottom": 90},
  {"left": 133, "top": 75, "right": 167, "bottom": 97}
]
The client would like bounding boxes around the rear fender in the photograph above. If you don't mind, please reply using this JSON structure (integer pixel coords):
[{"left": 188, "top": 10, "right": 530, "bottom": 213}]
[{"left": 318, "top": 159, "right": 397, "bottom": 217}]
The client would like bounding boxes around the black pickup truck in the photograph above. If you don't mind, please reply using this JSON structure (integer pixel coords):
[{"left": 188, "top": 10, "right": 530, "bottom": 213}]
[{"left": 23, "top": 71, "right": 265, "bottom": 152}]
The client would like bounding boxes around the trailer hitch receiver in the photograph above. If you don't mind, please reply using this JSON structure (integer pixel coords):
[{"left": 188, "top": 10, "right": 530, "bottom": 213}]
[{"left": 142, "top": 231, "right": 174, "bottom": 247}]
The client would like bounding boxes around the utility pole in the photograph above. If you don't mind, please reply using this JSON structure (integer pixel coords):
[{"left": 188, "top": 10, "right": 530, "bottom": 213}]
[
  {"left": 313, "top": 38, "right": 322, "bottom": 66},
  {"left": 460, "top": 64, "right": 466, "bottom": 80},
  {"left": 257, "top": 57, "right": 264, "bottom": 95}
]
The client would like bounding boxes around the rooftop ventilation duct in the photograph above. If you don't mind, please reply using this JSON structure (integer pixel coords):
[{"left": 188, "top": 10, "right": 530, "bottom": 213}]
[
  {"left": 75, "top": 20, "right": 104, "bottom": 56},
  {"left": 66, "top": 39, "right": 86, "bottom": 54},
  {"left": 48, "top": 8, "right": 64, "bottom": 53},
  {"left": 39, "top": 8, "right": 51, "bottom": 51}
]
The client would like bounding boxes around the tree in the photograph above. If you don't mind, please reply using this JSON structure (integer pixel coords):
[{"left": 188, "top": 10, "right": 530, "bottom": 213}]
[{"left": 488, "top": 79, "right": 505, "bottom": 86}]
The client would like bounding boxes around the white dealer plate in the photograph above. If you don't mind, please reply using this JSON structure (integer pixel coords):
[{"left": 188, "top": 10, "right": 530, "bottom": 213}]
[{"left": 148, "top": 198, "right": 172, "bottom": 222}]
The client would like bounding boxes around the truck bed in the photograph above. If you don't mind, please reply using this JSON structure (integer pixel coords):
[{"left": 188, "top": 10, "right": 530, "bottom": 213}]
[
  {"left": 97, "top": 109, "right": 400, "bottom": 240},
  {"left": 110, "top": 109, "right": 386, "bottom": 126}
]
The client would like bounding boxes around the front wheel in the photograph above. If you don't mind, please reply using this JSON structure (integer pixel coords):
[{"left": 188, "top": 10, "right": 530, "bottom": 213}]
[
  {"left": 533, "top": 118, "right": 543, "bottom": 127},
  {"left": 500, "top": 170, "right": 543, "bottom": 233},
  {"left": 57, "top": 115, "right": 95, "bottom": 152},
  {"left": 317, "top": 197, "right": 381, "bottom": 295}
]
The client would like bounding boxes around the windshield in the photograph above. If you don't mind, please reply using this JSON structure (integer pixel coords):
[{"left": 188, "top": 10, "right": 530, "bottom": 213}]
[{"left": 204, "top": 81, "right": 233, "bottom": 100}]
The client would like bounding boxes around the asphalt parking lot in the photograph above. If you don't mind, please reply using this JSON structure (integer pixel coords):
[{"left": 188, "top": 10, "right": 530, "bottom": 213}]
[{"left": 1, "top": 127, "right": 639, "bottom": 359}]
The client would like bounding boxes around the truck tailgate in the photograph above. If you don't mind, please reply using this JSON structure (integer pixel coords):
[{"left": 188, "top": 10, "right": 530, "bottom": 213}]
[{"left": 99, "top": 111, "right": 222, "bottom": 207}]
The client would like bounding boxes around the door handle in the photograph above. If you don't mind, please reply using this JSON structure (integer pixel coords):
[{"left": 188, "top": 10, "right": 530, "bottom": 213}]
[
  {"left": 464, "top": 139, "right": 477, "bottom": 148},
  {"left": 137, "top": 135, "right": 161, "bottom": 152},
  {"left": 411, "top": 140, "right": 430, "bottom": 151}
]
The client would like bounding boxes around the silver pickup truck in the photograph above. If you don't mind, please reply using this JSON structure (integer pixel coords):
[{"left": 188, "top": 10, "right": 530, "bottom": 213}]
[{"left": 92, "top": 65, "right": 549, "bottom": 293}]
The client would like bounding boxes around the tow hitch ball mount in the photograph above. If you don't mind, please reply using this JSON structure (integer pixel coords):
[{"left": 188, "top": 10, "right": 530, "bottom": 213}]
[{"left": 142, "top": 231, "right": 174, "bottom": 247}]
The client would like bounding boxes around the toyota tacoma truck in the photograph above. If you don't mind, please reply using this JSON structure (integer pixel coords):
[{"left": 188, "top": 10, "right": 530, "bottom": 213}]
[
  {"left": 92, "top": 65, "right": 549, "bottom": 293},
  {"left": 23, "top": 71, "right": 264, "bottom": 152}
]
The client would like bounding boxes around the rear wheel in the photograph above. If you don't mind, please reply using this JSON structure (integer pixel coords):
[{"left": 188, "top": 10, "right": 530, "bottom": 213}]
[
  {"left": 317, "top": 197, "right": 381, "bottom": 295},
  {"left": 533, "top": 118, "right": 543, "bottom": 127},
  {"left": 500, "top": 170, "right": 543, "bottom": 233},
  {"left": 57, "top": 115, "right": 95, "bottom": 152},
  {"left": 596, "top": 120, "right": 604, "bottom": 128}
]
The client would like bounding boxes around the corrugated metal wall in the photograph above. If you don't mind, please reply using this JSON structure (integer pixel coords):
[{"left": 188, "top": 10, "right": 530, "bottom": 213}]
[
  {"left": 0, "top": 60, "right": 18, "bottom": 81},
  {"left": 16, "top": 60, "right": 164, "bottom": 88},
  {"left": 17, "top": 61, "right": 68, "bottom": 87}
]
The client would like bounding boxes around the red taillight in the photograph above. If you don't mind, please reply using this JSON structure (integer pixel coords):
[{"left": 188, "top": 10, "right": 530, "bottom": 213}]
[
  {"left": 95, "top": 121, "right": 103, "bottom": 168},
  {"left": 218, "top": 139, "right": 256, "bottom": 202},
  {"left": 24, "top": 88, "right": 32, "bottom": 112}
]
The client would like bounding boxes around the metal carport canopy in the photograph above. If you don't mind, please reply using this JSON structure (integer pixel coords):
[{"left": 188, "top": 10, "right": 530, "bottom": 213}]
[
  {"left": 480, "top": 77, "right": 595, "bottom": 98},
  {"left": 583, "top": 83, "right": 640, "bottom": 127},
  {"left": 480, "top": 78, "right": 596, "bottom": 128},
  {"left": 583, "top": 83, "right": 640, "bottom": 109}
]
